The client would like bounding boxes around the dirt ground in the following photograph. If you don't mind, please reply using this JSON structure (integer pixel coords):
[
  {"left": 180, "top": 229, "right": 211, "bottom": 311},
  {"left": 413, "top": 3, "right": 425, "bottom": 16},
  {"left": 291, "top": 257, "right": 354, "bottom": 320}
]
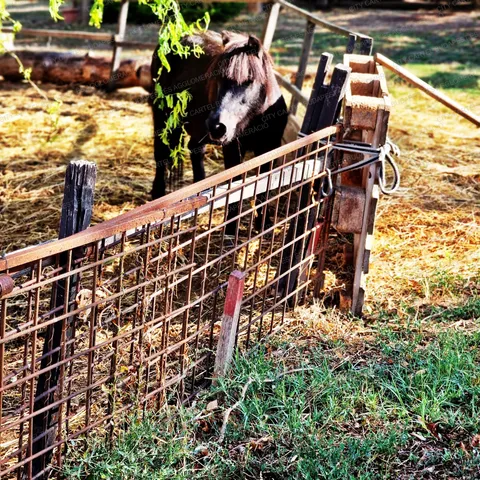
[{"left": 0, "top": 5, "right": 479, "bottom": 311}]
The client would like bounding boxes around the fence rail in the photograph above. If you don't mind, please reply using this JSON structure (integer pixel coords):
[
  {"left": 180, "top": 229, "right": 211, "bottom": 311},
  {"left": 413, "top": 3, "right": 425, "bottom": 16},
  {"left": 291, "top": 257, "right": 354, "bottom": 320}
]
[{"left": 0, "top": 125, "right": 338, "bottom": 479}]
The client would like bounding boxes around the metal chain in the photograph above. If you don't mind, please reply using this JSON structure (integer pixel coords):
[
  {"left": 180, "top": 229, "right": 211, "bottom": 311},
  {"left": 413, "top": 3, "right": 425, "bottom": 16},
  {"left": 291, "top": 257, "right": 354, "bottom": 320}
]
[{"left": 318, "top": 138, "right": 401, "bottom": 197}]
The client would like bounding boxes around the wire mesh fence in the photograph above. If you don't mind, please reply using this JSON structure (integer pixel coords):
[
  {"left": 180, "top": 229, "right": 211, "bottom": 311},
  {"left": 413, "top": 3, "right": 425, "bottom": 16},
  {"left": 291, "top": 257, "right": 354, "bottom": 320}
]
[{"left": 0, "top": 125, "right": 337, "bottom": 479}]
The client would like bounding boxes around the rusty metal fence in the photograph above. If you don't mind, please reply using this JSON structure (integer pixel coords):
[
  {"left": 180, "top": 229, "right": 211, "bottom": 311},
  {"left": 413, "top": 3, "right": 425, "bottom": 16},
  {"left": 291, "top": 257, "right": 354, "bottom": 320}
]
[{"left": 0, "top": 125, "right": 338, "bottom": 479}]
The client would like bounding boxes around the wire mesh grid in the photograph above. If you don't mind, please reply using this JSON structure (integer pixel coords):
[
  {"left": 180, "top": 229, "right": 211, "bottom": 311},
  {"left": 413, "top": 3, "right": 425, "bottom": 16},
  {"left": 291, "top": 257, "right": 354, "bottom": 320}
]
[{"left": 0, "top": 126, "right": 337, "bottom": 479}]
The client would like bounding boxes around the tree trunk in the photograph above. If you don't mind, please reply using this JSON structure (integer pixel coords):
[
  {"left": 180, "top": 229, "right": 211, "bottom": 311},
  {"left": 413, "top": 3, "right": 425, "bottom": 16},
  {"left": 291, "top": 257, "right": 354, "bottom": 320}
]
[{"left": 0, "top": 51, "right": 151, "bottom": 90}]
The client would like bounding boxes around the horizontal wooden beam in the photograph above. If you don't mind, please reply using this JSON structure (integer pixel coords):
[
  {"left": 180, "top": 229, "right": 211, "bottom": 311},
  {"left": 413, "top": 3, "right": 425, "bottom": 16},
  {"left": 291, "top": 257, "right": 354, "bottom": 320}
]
[
  {"left": 115, "top": 38, "right": 157, "bottom": 49},
  {"left": 376, "top": 53, "right": 480, "bottom": 127},
  {"left": 274, "top": 70, "right": 309, "bottom": 107},
  {"left": 1, "top": 27, "right": 112, "bottom": 42},
  {"left": 276, "top": 0, "right": 372, "bottom": 41}
]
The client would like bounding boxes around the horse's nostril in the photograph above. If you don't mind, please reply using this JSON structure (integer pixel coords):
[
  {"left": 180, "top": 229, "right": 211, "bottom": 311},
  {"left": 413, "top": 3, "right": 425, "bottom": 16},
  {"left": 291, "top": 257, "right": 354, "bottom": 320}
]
[{"left": 211, "top": 123, "right": 227, "bottom": 139}]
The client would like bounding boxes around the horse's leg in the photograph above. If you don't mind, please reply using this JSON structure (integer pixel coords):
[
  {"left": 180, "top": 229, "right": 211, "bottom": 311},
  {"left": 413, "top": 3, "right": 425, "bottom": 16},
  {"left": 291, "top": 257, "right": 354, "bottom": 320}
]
[
  {"left": 151, "top": 105, "right": 170, "bottom": 199},
  {"left": 152, "top": 124, "right": 182, "bottom": 199},
  {"left": 223, "top": 140, "right": 243, "bottom": 237},
  {"left": 188, "top": 138, "right": 206, "bottom": 183}
]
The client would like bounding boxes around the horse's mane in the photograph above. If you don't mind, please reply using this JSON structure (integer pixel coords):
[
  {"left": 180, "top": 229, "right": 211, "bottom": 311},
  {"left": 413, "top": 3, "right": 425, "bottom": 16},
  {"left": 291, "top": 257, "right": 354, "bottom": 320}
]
[{"left": 207, "top": 32, "right": 276, "bottom": 105}]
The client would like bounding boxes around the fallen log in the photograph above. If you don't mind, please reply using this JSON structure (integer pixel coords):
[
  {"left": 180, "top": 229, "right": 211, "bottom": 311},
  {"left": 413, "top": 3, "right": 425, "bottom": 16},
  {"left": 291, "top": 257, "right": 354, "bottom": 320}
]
[{"left": 0, "top": 50, "right": 152, "bottom": 90}]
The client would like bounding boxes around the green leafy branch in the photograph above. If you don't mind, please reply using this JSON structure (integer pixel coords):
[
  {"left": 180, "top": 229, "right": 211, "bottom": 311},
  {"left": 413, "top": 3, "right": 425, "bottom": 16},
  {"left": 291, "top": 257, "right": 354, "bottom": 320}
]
[
  {"left": 90, "top": 0, "right": 210, "bottom": 167},
  {"left": 1, "top": 0, "right": 209, "bottom": 167}
]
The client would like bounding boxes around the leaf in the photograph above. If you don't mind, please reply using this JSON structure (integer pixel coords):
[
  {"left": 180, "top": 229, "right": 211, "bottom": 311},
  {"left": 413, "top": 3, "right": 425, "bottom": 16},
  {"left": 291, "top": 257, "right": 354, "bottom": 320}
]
[
  {"left": 426, "top": 422, "right": 440, "bottom": 440},
  {"left": 89, "top": 0, "right": 104, "bottom": 28}
]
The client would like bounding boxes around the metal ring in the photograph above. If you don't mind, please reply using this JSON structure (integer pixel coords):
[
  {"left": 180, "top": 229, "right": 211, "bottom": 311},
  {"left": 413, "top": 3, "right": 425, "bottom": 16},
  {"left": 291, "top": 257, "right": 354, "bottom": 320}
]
[{"left": 321, "top": 168, "right": 334, "bottom": 197}]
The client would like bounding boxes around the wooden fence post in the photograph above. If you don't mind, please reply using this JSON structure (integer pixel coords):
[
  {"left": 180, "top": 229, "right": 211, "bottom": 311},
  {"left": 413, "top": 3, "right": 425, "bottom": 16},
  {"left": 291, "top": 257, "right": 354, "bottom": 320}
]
[
  {"left": 248, "top": 2, "right": 262, "bottom": 13},
  {"left": 213, "top": 271, "right": 245, "bottom": 381},
  {"left": 279, "top": 63, "right": 350, "bottom": 302},
  {"left": 80, "top": 0, "right": 90, "bottom": 25},
  {"left": 108, "top": 0, "right": 129, "bottom": 91},
  {"left": 359, "top": 37, "right": 374, "bottom": 55},
  {"left": 31, "top": 161, "right": 96, "bottom": 479},
  {"left": 262, "top": 1, "right": 281, "bottom": 52},
  {"left": 291, "top": 20, "right": 316, "bottom": 116},
  {"left": 346, "top": 33, "right": 357, "bottom": 54}
]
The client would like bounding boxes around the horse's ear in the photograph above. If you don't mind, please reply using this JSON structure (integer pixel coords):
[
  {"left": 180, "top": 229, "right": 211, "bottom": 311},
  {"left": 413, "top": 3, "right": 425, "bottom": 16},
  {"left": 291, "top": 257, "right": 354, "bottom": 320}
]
[
  {"left": 221, "top": 31, "right": 234, "bottom": 46},
  {"left": 247, "top": 35, "right": 262, "bottom": 56}
]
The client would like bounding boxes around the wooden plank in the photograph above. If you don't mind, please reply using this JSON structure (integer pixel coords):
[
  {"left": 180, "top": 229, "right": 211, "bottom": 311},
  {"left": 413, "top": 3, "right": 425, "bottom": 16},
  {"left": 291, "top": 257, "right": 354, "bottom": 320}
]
[
  {"left": 359, "top": 37, "right": 374, "bottom": 55},
  {"left": 276, "top": 0, "right": 371, "bottom": 41},
  {"left": 0, "top": 127, "right": 337, "bottom": 273},
  {"left": 376, "top": 53, "right": 480, "bottom": 127},
  {"left": 31, "top": 161, "right": 97, "bottom": 479},
  {"left": 346, "top": 33, "right": 357, "bottom": 54},
  {"left": 213, "top": 271, "right": 246, "bottom": 380},
  {"left": 1, "top": 27, "right": 112, "bottom": 41},
  {"left": 108, "top": 0, "right": 130, "bottom": 91},
  {"left": 290, "top": 20, "right": 316, "bottom": 115},
  {"left": 351, "top": 107, "right": 389, "bottom": 315},
  {"left": 280, "top": 65, "right": 350, "bottom": 300},
  {"left": 262, "top": 2, "right": 281, "bottom": 52},
  {"left": 302, "top": 52, "right": 333, "bottom": 134},
  {"left": 316, "top": 64, "right": 351, "bottom": 129},
  {"left": 274, "top": 71, "right": 309, "bottom": 107}
]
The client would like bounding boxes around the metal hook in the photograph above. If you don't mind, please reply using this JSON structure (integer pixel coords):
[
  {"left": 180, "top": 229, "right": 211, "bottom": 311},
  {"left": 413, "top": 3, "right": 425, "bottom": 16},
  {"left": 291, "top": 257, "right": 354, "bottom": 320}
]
[{"left": 321, "top": 168, "right": 334, "bottom": 198}]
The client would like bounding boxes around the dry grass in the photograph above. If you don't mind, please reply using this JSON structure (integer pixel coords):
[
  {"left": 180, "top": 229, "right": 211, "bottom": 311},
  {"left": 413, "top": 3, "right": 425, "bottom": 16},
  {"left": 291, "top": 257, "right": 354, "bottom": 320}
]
[
  {"left": 1, "top": 74, "right": 479, "bottom": 312},
  {"left": 1, "top": 8, "right": 479, "bottom": 311},
  {"left": 368, "top": 79, "right": 480, "bottom": 310},
  {"left": 0, "top": 83, "right": 223, "bottom": 252}
]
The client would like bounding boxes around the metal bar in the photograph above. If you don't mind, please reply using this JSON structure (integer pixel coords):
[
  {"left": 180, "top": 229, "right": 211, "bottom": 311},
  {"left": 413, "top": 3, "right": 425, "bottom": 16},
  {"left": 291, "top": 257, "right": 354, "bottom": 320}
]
[{"left": 1, "top": 127, "right": 337, "bottom": 273}]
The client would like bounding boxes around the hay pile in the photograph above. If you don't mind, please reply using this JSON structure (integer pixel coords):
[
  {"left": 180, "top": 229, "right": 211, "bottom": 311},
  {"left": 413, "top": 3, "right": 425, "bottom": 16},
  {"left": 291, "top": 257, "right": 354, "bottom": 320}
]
[
  {"left": 0, "top": 73, "right": 479, "bottom": 311},
  {"left": 0, "top": 82, "right": 224, "bottom": 252}
]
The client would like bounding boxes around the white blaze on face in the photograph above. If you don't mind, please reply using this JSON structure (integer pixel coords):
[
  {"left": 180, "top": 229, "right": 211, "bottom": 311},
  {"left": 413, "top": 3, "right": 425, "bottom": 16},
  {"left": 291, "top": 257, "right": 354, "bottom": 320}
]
[{"left": 215, "top": 82, "right": 263, "bottom": 143}]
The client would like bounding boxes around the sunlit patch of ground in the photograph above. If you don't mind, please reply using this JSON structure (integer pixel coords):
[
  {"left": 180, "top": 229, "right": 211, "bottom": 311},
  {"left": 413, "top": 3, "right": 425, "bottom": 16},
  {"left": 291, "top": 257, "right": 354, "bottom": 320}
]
[{"left": 0, "top": 6, "right": 478, "bottom": 309}]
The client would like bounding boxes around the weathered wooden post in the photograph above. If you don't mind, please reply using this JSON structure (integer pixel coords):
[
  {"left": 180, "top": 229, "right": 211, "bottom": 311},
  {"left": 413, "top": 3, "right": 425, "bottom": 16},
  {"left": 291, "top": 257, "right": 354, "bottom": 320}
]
[
  {"left": 31, "top": 161, "right": 96, "bottom": 479},
  {"left": 279, "top": 58, "right": 350, "bottom": 302},
  {"left": 108, "top": 0, "right": 130, "bottom": 91},
  {"left": 80, "top": 0, "right": 90, "bottom": 25},
  {"left": 290, "top": 20, "right": 316, "bottom": 116},
  {"left": 262, "top": 1, "right": 281, "bottom": 52},
  {"left": 340, "top": 53, "right": 392, "bottom": 315},
  {"left": 213, "top": 271, "right": 245, "bottom": 381}
]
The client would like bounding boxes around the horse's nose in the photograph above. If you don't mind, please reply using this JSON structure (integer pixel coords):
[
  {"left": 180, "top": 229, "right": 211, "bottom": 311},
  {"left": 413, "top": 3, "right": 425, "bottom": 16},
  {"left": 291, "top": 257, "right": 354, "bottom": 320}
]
[{"left": 210, "top": 123, "right": 227, "bottom": 140}]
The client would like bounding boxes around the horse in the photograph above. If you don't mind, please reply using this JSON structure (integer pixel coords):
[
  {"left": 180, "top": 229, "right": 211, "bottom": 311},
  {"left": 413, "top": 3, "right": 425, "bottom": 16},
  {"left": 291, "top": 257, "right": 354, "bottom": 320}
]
[{"left": 149, "top": 30, "right": 289, "bottom": 232}]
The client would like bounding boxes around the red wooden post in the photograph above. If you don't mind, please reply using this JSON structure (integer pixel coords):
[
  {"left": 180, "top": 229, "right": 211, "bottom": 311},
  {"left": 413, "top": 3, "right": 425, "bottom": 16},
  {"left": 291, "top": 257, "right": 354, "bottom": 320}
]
[{"left": 214, "top": 271, "right": 245, "bottom": 380}]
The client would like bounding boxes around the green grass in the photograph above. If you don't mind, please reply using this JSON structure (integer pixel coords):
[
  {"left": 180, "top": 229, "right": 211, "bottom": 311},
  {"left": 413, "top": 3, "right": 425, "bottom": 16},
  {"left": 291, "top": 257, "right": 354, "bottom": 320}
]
[{"left": 64, "top": 298, "right": 480, "bottom": 479}]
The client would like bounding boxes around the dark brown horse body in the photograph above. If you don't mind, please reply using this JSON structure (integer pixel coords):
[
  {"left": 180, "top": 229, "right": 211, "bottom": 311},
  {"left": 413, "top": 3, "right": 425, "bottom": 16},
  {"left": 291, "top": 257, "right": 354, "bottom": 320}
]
[{"left": 150, "top": 30, "right": 289, "bottom": 214}]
